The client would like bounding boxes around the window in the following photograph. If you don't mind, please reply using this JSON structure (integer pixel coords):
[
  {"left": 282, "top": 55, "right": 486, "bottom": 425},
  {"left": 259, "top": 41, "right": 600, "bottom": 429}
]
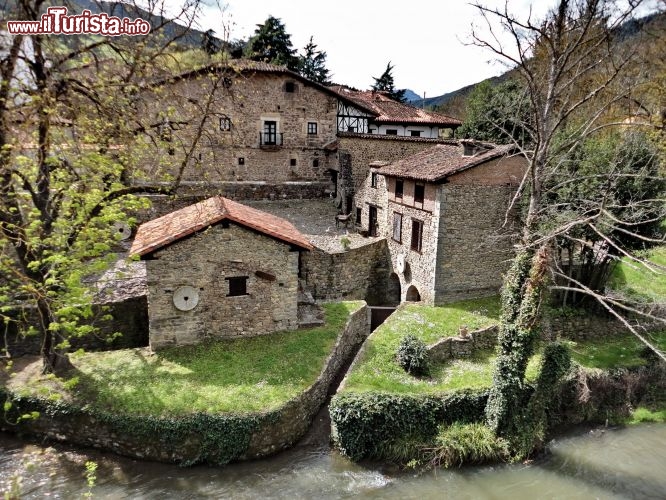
[
  {"left": 414, "top": 184, "right": 425, "bottom": 205},
  {"left": 411, "top": 219, "right": 423, "bottom": 252},
  {"left": 238, "top": 157, "right": 245, "bottom": 165},
  {"left": 356, "top": 207, "right": 362, "bottom": 224},
  {"left": 219, "top": 116, "right": 231, "bottom": 131},
  {"left": 347, "top": 126, "right": 356, "bottom": 132},
  {"left": 226, "top": 276, "right": 248, "bottom": 296},
  {"left": 386, "top": 129, "right": 398, "bottom": 135},
  {"left": 285, "top": 81, "right": 296, "bottom": 93},
  {"left": 410, "top": 130, "right": 421, "bottom": 137},
  {"left": 313, "top": 158, "right": 319, "bottom": 168},
  {"left": 392, "top": 212, "right": 403, "bottom": 242},
  {"left": 290, "top": 158, "right": 297, "bottom": 167},
  {"left": 262, "top": 120, "right": 277, "bottom": 145},
  {"left": 371, "top": 172, "right": 378, "bottom": 188},
  {"left": 307, "top": 122, "right": 318, "bottom": 135},
  {"left": 222, "top": 77, "right": 232, "bottom": 89},
  {"left": 395, "top": 179, "right": 404, "bottom": 200}
]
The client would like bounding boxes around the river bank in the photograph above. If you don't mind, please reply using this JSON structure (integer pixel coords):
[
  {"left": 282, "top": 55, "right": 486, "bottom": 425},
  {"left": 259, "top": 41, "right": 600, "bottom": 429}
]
[{"left": 2, "top": 423, "right": 665, "bottom": 498}]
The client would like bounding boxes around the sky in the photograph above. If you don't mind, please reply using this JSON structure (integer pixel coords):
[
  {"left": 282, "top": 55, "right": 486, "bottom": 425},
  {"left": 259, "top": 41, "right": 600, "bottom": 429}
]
[
  {"left": 185, "top": 0, "right": 659, "bottom": 98},
  {"left": 195, "top": 0, "right": 552, "bottom": 97}
]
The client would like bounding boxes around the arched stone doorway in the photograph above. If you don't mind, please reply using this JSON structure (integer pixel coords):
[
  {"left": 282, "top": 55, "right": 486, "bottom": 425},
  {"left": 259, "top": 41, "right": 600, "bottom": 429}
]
[
  {"left": 387, "top": 273, "right": 401, "bottom": 305},
  {"left": 406, "top": 285, "right": 421, "bottom": 302}
]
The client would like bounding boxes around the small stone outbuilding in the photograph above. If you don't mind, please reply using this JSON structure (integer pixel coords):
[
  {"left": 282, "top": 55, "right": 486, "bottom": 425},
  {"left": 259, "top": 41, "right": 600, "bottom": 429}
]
[{"left": 130, "top": 196, "right": 313, "bottom": 350}]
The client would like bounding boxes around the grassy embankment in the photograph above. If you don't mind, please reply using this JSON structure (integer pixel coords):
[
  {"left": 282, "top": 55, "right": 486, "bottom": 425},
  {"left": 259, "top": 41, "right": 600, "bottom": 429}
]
[
  {"left": 5, "top": 301, "right": 364, "bottom": 416},
  {"left": 342, "top": 246, "right": 666, "bottom": 397}
]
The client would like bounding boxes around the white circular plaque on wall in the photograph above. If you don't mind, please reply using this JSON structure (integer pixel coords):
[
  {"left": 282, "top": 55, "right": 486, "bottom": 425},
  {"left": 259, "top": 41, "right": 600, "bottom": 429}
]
[
  {"left": 112, "top": 221, "right": 132, "bottom": 241},
  {"left": 173, "top": 286, "right": 200, "bottom": 311}
]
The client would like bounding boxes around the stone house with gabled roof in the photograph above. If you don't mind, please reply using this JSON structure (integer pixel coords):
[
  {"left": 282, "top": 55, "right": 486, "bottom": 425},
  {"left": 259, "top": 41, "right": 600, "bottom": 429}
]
[
  {"left": 130, "top": 196, "right": 313, "bottom": 350},
  {"left": 363, "top": 141, "right": 528, "bottom": 305}
]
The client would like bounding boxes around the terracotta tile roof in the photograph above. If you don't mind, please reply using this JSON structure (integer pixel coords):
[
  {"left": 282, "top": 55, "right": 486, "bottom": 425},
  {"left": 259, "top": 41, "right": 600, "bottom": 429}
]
[
  {"left": 130, "top": 196, "right": 313, "bottom": 257},
  {"left": 329, "top": 88, "right": 462, "bottom": 126},
  {"left": 375, "top": 142, "right": 518, "bottom": 183}
]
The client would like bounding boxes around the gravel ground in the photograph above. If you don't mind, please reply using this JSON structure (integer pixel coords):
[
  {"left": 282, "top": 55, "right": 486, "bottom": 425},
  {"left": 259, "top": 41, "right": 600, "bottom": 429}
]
[{"left": 247, "top": 199, "right": 383, "bottom": 253}]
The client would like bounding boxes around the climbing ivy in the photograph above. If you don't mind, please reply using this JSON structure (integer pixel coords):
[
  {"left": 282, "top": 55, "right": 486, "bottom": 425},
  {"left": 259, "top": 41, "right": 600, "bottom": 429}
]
[
  {"left": 330, "top": 390, "right": 488, "bottom": 461},
  {"left": 0, "top": 388, "right": 268, "bottom": 466},
  {"left": 485, "top": 248, "right": 549, "bottom": 441}
]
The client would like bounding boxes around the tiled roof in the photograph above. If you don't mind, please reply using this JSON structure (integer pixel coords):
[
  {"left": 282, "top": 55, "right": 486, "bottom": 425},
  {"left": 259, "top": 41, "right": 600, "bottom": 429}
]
[
  {"left": 329, "top": 88, "right": 462, "bottom": 126},
  {"left": 130, "top": 196, "right": 313, "bottom": 257},
  {"left": 375, "top": 143, "right": 518, "bottom": 183}
]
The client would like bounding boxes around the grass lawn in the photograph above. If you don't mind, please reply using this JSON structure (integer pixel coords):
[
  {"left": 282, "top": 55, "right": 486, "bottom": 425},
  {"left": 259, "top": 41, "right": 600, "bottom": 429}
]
[
  {"left": 341, "top": 296, "right": 517, "bottom": 394},
  {"left": 6, "top": 301, "right": 364, "bottom": 416},
  {"left": 341, "top": 295, "right": 664, "bottom": 395},
  {"left": 608, "top": 246, "right": 666, "bottom": 301}
]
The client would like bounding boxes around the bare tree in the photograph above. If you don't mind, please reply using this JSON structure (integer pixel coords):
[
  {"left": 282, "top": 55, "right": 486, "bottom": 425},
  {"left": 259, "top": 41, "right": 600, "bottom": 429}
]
[{"left": 469, "top": 0, "right": 666, "bottom": 450}]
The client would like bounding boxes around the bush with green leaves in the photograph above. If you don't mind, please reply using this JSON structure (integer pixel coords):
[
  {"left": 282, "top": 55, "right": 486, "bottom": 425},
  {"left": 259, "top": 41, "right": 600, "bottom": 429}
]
[{"left": 396, "top": 334, "right": 429, "bottom": 376}]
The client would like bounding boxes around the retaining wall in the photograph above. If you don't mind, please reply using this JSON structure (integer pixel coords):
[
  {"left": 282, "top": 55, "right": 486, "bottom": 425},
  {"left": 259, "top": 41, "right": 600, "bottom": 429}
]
[{"left": 1, "top": 303, "right": 370, "bottom": 465}]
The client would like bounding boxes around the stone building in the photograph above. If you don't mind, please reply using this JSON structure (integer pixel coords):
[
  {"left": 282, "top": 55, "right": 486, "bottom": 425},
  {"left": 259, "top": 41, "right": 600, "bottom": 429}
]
[
  {"left": 134, "top": 60, "right": 462, "bottom": 206},
  {"left": 360, "top": 141, "right": 528, "bottom": 304},
  {"left": 129, "top": 196, "right": 313, "bottom": 350}
]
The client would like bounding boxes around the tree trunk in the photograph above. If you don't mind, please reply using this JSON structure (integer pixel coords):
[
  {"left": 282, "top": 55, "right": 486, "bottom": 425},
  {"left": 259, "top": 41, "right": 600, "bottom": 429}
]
[{"left": 37, "top": 298, "right": 73, "bottom": 375}]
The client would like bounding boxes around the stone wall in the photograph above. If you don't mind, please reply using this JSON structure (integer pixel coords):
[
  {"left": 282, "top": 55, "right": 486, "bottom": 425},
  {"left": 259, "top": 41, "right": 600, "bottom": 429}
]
[
  {"left": 134, "top": 70, "right": 339, "bottom": 185},
  {"left": 427, "top": 325, "right": 499, "bottom": 362},
  {"left": 2, "top": 304, "right": 371, "bottom": 465},
  {"left": 542, "top": 312, "right": 663, "bottom": 341},
  {"left": 435, "top": 183, "right": 519, "bottom": 304},
  {"left": 300, "top": 240, "right": 392, "bottom": 305},
  {"left": 146, "top": 222, "right": 301, "bottom": 349},
  {"left": 2, "top": 297, "right": 148, "bottom": 357}
]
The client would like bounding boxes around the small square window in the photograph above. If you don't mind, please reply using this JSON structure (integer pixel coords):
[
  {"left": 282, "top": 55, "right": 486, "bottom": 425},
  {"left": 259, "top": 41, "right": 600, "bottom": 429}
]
[
  {"left": 410, "top": 130, "right": 421, "bottom": 137},
  {"left": 220, "top": 116, "right": 232, "bottom": 131},
  {"left": 290, "top": 158, "right": 297, "bottom": 167},
  {"left": 313, "top": 158, "right": 319, "bottom": 168},
  {"left": 226, "top": 276, "right": 248, "bottom": 296},
  {"left": 414, "top": 184, "right": 425, "bottom": 205},
  {"left": 395, "top": 179, "right": 404, "bottom": 200},
  {"left": 285, "top": 81, "right": 296, "bottom": 93},
  {"left": 386, "top": 129, "right": 398, "bottom": 135},
  {"left": 411, "top": 219, "right": 423, "bottom": 252},
  {"left": 393, "top": 212, "right": 402, "bottom": 243},
  {"left": 307, "top": 122, "right": 318, "bottom": 135},
  {"left": 371, "top": 172, "right": 378, "bottom": 188},
  {"left": 238, "top": 157, "right": 245, "bottom": 165}
]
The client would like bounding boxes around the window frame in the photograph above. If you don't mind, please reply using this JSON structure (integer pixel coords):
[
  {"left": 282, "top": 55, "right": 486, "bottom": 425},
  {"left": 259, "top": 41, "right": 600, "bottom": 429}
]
[
  {"left": 414, "top": 183, "right": 425, "bottom": 205},
  {"left": 219, "top": 116, "right": 232, "bottom": 131},
  {"left": 371, "top": 172, "right": 378, "bottom": 188},
  {"left": 226, "top": 276, "right": 249, "bottom": 297},
  {"left": 395, "top": 179, "right": 404, "bottom": 200},
  {"left": 307, "top": 122, "right": 318, "bottom": 135},
  {"left": 410, "top": 219, "right": 423, "bottom": 253},
  {"left": 392, "top": 212, "right": 403, "bottom": 243}
]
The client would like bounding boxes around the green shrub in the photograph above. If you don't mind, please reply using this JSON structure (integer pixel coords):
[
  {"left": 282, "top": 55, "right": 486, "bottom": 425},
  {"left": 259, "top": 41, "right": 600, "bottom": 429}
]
[
  {"left": 396, "top": 334, "right": 429, "bottom": 376},
  {"left": 428, "top": 422, "right": 509, "bottom": 468},
  {"left": 329, "top": 390, "right": 488, "bottom": 461}
]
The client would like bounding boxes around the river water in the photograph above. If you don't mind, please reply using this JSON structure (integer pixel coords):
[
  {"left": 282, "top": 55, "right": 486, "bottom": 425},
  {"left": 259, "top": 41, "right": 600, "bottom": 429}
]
[{"left": 1, "top": 423, "right": 665, "bottom": 499}]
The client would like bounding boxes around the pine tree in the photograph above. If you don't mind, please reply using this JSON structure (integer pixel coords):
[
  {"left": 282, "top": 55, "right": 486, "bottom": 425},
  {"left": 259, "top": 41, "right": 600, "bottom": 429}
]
[
  {"left": 245, "top": 16, "right": 298, "bottom": 70},
  {"left": 371, "top": 61, "right": 406, "bottom": 102},
  {"left": 297, "top": 37, "right": 331, "bottom": 83},
  {"left": 202, "top": 29, "right": 221, "bottom": 55}
]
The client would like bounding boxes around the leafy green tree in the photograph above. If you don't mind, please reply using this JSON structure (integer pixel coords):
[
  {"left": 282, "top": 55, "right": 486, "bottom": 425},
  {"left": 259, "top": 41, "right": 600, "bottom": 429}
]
[
  {"left": 245, "top": 15, "right": 298, "bottom": 70},
  {"left": 0, "top": 0, "right": 211, "bottom": 373},
  {"left": 297, "top": 36, "right": 331, "bottom": 83},
  {"left": 371, "top": 62, "right": 406, "bottom": 102},
  {"left": 457, "top": 80, "right": 532, "bottom": 146}
]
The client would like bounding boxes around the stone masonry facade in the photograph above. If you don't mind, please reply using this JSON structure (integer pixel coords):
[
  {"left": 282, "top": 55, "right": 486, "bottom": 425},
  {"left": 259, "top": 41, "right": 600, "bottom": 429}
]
[
  {"left": 135, "top": 69, "right": 339, "bottom": 187},
  {"left": 145, "top": 222, "right": 300, "bottom": 349}
]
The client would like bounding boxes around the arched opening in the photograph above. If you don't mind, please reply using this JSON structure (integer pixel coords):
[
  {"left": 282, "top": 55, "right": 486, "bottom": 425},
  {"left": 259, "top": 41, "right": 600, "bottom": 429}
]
[
  {"left": 406, "top": 285, "right": 421, "bottom": 302},
  {"left": 387, "top": 273, "right": 401, "bottom": 306}
]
